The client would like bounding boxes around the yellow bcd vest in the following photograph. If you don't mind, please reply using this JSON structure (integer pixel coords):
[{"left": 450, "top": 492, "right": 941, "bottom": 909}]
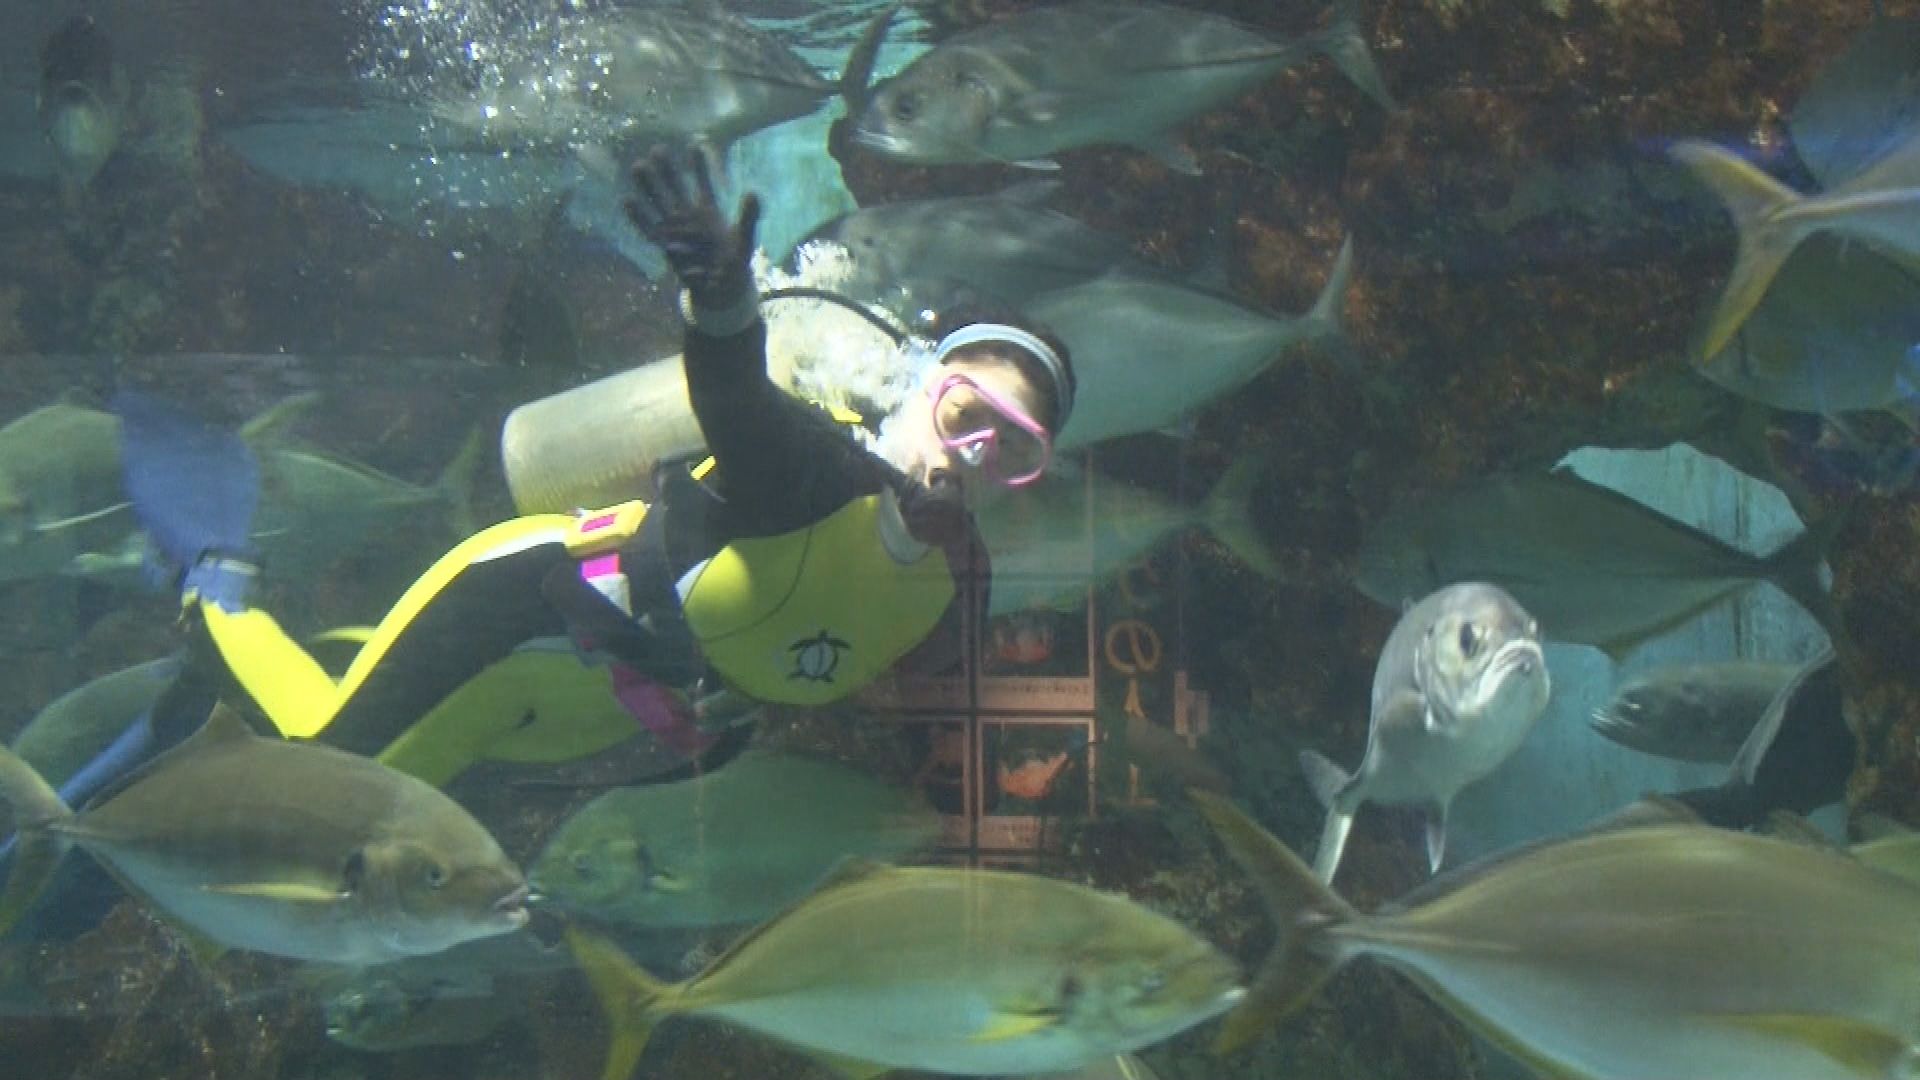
[{"left": 678, "top": 492, "right": 955, "bottom": 706}]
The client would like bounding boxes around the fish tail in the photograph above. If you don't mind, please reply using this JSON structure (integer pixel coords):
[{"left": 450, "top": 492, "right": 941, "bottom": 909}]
[
  {"left": 0, "top": 746, "right": 75, "bottom": 938},
  {"left": 1188, "top": 790, "right": 1355, "bottom": 1054},
  {"left": 1300, "top": 236, "right": 1363, "bottom": 376},
  {"left": 434, "top": 427, "right": 484, "bottom": 540},
  {"left": 1201, "top": 453, "right": 1282, "bottom": 580},
  {"left": 837, "top": 4, "right": 899, "bottom": 113},
  {"left": 1667, "top": 140, "right": 1809, "bottom": 363},
  {"left": 1761, "top": 507, "right": 1848, "bottom": 643},
  {"left": 1309, "top": 0, "right": 1396, "bottom": 109},
  {"left": 567, "top": 926, "right": 676, "bottom": 1080}
]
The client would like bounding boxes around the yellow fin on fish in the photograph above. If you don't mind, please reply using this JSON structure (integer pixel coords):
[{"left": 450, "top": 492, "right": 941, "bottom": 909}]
[
  {"left": 970, "top": 1010, "right": 1057, "bottom": 1044},
  {"left": 567, "top": 927, "right": 677, "bottom": 1080},
  {"left": 1708, "top": 1013, "right": 1916, "bottom": 1074},
  {"left": 200, "top": 881, "right": 346, "bottom": 903}
]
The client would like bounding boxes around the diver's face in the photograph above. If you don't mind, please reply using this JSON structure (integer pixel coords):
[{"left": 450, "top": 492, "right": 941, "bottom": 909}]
[{"left": 927, "top": 347, "right": 1054, "bottom": 488}]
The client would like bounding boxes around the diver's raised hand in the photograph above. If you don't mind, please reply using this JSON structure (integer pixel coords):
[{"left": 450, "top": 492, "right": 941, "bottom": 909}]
[{"left": 625, "top": 143, "right": 762, "bottom": 318}]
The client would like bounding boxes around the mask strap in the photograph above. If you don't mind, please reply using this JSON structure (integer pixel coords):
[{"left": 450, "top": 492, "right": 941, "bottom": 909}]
[{"left": 933, "top": 322, "right": 1073, "bottom": 427}]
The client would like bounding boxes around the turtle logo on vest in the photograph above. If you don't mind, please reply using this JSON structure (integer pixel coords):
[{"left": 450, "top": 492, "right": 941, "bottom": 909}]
[{"left": 788, "top": 629, "right": 851, "bottom": 683}]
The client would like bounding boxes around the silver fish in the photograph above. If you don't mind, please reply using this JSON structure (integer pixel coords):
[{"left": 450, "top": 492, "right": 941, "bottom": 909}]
[
  {"left": 1670, "top": 16, "right": 1920, "bottom": 362},
  {"left": 1300, "top": 583, "right": 1550, "bottom": 881},
  {"left": 854, "top": 0, "right": 1393, "bottom": 172},
  {"left": 793, "top": 181, "right": 1160, "bottom": 303},
  {"left": 0, "top": 402, "right": 135, "bottom": 583},
  {"left": 438, "top": 6, "right": 895, "bottom": 149},
  {"left": 38, "top": 15, "right": 128, "bottom": 196},
  {"left": 10, "top": 656, "right": 179, "bottom": 788},
  {"left": 1685, "top": 232, "right": 1920, "bottom": 419},
  {"left": 1195, "top": 789, "right": 1920, "bottom": 1079},
  {"left": 247, "top": 430, "right": 480, "bottom": 576},
  {"left": 0, "top": 706, "right": 528, "bottom": 965},
  {"left": 1030, "top": 239, "right": 1351, "bottom": 451},
  {"left": 1356, "top": 467, "right": 1838, "bottom": 660},
  {"left": 980, "top": 451, "right": 1278, "bottom": 615},
  {"left": 529, "top": 750, "right": 939, "bottom": 928},
  {"left": 568, "top": 860, "right": 1243, "bottom": 1076},
  {"left": 1590, "top": 659, "right": 1799, "bottom": 764},
  {"left": 1664, "top": 646, "right": 1852, "bottom": 831},
  {"left": 319, "top": 930, "right": 568, "bottom": 1050}
]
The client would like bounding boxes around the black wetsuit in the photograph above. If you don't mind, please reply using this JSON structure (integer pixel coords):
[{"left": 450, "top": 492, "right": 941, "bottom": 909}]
[{"left": 251, "top": 308, "right": 979, "bottom": 757}]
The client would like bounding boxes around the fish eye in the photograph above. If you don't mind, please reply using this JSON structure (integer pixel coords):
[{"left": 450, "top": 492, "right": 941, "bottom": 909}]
[
  {"left": 570, "top": 851, "right": 594, "bottom": 879},
  {"left": 1457, "top": 622, "right": 1481, "bottom": 658},
  {"left": 891, "top": 91, "right": 920, "bottom": 122},
  {"left": 424, "top": 862, "right": 448, "bottom": 889},
  {"left": 1058, "top": 972, "right": 1083, "bottom": 1006},
  {"left": 1136, "top": 970, "right": 1166, "bottom": 996},
  {"left": 342, "top": 850, "right": 367, "bottom": 893}
]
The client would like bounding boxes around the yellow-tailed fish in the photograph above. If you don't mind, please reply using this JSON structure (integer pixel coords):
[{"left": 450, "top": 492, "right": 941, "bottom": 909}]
[
  {"left": 1192, "top": 789, "right": 1920, "bottom": 1079},
  {"left": 0, "top": 705, "right": 527, "bottom": 965},
  {"left": 567, "top": 860, "right": 1242, "bottom": 1077}
]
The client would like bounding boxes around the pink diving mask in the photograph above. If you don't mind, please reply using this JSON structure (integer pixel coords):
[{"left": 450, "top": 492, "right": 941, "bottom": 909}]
[{"left": 930, "top": 371, "right": 1053, "bottom": 487}]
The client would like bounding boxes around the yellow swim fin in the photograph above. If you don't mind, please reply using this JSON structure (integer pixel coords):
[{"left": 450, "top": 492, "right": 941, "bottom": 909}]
[{"left": 201, "top": 606, "right": 341, "bottom": 739}]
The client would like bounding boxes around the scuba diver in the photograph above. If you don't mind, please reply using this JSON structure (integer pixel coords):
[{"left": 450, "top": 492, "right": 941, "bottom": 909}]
[{"left": 129, "top": 141, "right": 1079, "bottom": 762}]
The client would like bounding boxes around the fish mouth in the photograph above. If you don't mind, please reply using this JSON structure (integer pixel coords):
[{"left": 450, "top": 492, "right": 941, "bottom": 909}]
[
  {"left": 851, "top": 127, "right": 902, "bottom": 154},
  {"left": 1489, "top": 638, "right": 1545, "bottom": 682},
  {"left": 494, "top": 884, "right": 531, "bottom": 926}
]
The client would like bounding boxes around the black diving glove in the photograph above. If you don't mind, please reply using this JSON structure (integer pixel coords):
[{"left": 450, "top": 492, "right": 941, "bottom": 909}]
[{"left": 625, "top": 143, "right": 762, "bottom": 333}]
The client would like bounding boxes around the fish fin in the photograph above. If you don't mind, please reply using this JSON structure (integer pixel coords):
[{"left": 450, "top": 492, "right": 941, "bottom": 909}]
[
  {"left": 1758, "top": 509, "right": 1847, "bottom": 642},
  {"left": 675, "top": 857, "right": 896, "bottom": 977},
  {"left": 566, "top": 927, "right": 674, "bottom": 1080},
  {"left": 971, "top": 1010, "right": 1057, "bottom": 1043},
  {"left": 1300, "top": 749, "right": 1360, "bottom": 883},
  {"left": 1703, "top": 1013, "right": 1917, "bottom": 1075},
  {"left": 0, "top": 745, "right": 74, "bottom": 938},
  {"left": 1598, "top": 794, "right": 1703, "bottom": 829},
  {"left": 199, "top": 881, "right": 348, "bottom": 902},
  {"left": 201, "top": 605, "right": 342, "bottom": 739},
  {"left": 1308, "top": 0, "right": 1397, "bottom": 109},
  {"left": 1667, "top": 141, "right": 1808, "bottom": 362},
  {"left": 837, "top": 5, "right": 898, "bottom": 114},
  {"left": 1424, "top": 803, "right": 1448, "bottom": 875},
  {"left": 1012, "top": 158, "right": 1062, "bottom": 172},
  {"left": 1201, "top": 454, "right": 1282, "bottom": 579},
  {"left": 996, "top": 178, "right": 1065, "bottom": 206},
  {"left": 805, "top": 1049, "right": 892, "bottom": 1080},
  {"left": 1127, "top": 132, "right": 1200, "bottom": 176},
  {"left": 1188, "top": 789, "right": 1353, "bottom": 1054},
  {"left": 1297, "top": 237, "right": 1359, "bottom": 367},
  {"left": 1851, "top": 834, "right": 1920, "bottom": 887},
  {"left": 238, "top": 391, "right": 324, "bottom": 444},
  {"left": 433, "top": 428, "right": 484, "bottom": 540},
  {"left": 1763, "top": 811, "right": 1837, "bottom": 848},
  {"left": 169, "top": 920, "right": 232, "bottom": 970}
]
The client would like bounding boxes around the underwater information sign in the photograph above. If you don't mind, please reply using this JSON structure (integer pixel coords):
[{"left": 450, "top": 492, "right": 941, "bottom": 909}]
[{"left": 870, "top": 454, "right": 1208, "bottom": 853}]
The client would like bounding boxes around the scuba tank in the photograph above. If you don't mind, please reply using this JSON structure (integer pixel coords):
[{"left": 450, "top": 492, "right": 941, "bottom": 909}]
[
  {"left": 501, "top": 359, "right": 705, "bottom": 512},
  {"left": 499, "top": 288, "right": 913, "bottom": 514}
]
